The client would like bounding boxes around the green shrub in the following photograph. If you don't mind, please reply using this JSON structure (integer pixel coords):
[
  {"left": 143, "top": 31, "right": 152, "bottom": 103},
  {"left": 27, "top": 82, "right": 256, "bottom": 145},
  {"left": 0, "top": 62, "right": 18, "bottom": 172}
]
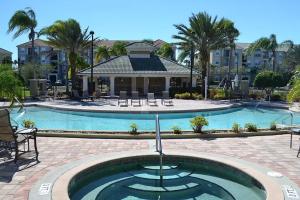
[
  {"left": 244, "top": 123, "right": 258, "bottom": 132},
  {"left": 174, "top": 92, "right": 203, "bottom": 100},
  {"left": 129, "top": 123, "right": 138, "bottom": 135},
  {"left": 209, "top": 89, "right": 227, "bottom": 100},
  {"left": 22, "top": 119, "right": 35, "bottom": 128},
  {"left": 171, "top": 126, "right": 182, "bottom": 134},
  {"left": 232, "top": 123, "right": 240, "bottom": 133},
  {"left": 190, "top": 116, "right": 208, "bottom": 133},
  {"left": 270, "top": 91, "right": 287, "bottom": 101},
  {"left": 270, "top": 122, "right": 277, "bottom": 130},
  {"left": 169, "top": 87, "right": 201, "bottom": 98}
]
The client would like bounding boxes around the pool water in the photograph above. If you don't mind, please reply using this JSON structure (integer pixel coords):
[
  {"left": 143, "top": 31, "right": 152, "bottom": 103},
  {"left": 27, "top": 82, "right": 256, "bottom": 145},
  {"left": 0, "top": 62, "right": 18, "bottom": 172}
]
[
  {"left": 69, "top": 156, "right": 266, "bottom": 200},
  {"left": 10, "top": 106, "right": 297, "bottom": 131}
]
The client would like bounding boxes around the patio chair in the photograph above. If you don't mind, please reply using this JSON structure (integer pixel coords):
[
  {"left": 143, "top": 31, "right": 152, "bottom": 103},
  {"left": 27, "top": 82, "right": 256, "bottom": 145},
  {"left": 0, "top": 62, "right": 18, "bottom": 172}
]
[
  {"left": 131, "top": 91, "right": 141, "bottom": 106},
  {"left": 147, "top": 93, "right": 157, "bottom": 106},
  {"left": 118, "top": 91, "right": 128, "bottom": 106},
  {"left": 161, "top": 91, "right": 173, "bottom": 106},
  {"left": 0, "top": 109, "right": 38, "bottom": 162}
]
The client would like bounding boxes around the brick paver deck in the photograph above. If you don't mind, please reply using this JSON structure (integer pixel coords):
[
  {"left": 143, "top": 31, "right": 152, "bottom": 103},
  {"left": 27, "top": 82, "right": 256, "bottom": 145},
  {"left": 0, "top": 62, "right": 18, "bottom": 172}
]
[{"left": 0, "top": 134, "right": 299, "bottom": 200}]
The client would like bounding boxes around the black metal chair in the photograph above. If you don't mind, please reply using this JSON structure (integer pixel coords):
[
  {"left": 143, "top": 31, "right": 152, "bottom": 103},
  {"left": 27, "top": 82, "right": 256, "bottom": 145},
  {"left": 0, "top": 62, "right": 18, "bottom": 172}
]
[{"left": 0, "top": 109, "right": 38, "bottom": 162}]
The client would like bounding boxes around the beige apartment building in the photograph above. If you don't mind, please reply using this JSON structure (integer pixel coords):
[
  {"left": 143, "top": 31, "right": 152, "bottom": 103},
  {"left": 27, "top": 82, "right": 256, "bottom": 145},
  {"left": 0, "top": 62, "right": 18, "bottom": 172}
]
[
  {"left": 0, "top": 48, "right": 12, "bottom": 63},
  {"left": 207, "top": 43, "right": 290, "bottom": 82}
]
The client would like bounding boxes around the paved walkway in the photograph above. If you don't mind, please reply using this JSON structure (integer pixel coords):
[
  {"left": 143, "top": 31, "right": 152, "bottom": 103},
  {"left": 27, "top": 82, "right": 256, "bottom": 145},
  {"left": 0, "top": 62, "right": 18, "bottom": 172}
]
[{"left": 0, "top": 135, "right": 299, "bottom": 200}]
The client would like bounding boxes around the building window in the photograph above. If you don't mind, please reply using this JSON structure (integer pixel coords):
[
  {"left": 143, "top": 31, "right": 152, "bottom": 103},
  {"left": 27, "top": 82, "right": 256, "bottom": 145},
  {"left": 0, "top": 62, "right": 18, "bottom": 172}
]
[
  {"left": 215, "top": 51, "right": 220, "bottom": 56},
  {"left": 254, "top": 53, "right": 261, "bottom": 57},
  {"left": 215, "top": 61, "right": 219, "bottom": 65}
]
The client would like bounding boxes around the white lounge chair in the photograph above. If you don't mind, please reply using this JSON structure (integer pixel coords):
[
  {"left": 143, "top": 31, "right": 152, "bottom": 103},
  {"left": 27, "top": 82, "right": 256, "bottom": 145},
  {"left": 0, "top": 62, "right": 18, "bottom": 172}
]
[
  {"left": 147, "top": 93, "right": 157, "bottom": 106},
  {"left": 118, "top": 91, "right": 128, "bottom": 106},
  {"left": 131, "top": 91, "right": 141, "bottom": 106},
  {"left": 161, "top": 91, "right": 173, "bottom": 106}
]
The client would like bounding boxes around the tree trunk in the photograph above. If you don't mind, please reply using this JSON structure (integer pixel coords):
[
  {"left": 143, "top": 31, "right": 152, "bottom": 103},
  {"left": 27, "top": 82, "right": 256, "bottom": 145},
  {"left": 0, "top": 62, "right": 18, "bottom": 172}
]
[
  {"left": 30, "top": 30, "right": 36, "bottom": 79},
  {"left": 69, "top": 52, "right": 77, "bottom": 94},
  {"left": 65, "top": 65, "right": 69, "bottom": 94},
  {"left": 228, "top": 47, "right": 233, "bottom": 79},
  {"left": 272, "top": 50, "right": 276, "bottom": 72}
]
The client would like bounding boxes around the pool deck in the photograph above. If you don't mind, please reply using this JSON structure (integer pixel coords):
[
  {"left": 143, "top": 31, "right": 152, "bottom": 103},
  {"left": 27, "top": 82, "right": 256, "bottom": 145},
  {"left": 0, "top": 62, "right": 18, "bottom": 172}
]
[
  {"left": 0, "top": 99, "right": 289, "bottom": 113},
  {"left": 0, "top": 134, "right": 299, "bottom": 200}
]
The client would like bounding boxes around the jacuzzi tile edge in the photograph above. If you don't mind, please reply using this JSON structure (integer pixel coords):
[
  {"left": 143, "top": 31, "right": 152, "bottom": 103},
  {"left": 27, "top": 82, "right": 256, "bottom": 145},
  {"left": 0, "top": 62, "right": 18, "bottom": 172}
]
[{"left": 28, "top": 150, "right": 300, "bottom": 200}]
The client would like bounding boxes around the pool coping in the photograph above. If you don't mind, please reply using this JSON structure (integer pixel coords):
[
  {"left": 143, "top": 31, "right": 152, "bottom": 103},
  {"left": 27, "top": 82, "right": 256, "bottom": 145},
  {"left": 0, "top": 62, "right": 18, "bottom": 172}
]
[
  {"left": 3, "top": 99, "right": 290, "bottom": 114},
  {"left": 28, "top": 150, "right": 300, "bottom": 200},
  {"left": 36, "top": 129, "right": 291, "bottom": 139}
]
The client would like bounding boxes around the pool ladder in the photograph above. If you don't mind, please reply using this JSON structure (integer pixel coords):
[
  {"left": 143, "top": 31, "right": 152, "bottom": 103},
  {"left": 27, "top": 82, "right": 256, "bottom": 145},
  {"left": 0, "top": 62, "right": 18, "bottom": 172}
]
[{"left": 155, "top": 114, "right": 163, "bottom": 186}]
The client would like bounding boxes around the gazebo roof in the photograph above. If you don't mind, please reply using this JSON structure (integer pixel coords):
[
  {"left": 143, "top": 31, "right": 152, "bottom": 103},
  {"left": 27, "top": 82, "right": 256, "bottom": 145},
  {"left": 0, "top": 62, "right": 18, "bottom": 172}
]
[{"left": 79, "top": 55, "right": 197, "bottom": 76}]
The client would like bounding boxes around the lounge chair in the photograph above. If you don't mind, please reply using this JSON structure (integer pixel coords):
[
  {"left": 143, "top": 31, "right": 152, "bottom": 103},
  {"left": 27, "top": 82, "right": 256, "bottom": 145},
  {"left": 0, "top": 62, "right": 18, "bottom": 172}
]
[
  {"left": 147, "top": 93, "right": 157, "bottom": 106},
  {"left": 131, "top": 91, "right": 141, "bottom": 106},
  {"left": 161, "top": 91, "right": 173, "bottom": 106},
  {"left": 118, "top": 91, "right": 128, "bottom": 106},
  {"left": 0, "top": 109, "right": 38, "bottom": 162}
]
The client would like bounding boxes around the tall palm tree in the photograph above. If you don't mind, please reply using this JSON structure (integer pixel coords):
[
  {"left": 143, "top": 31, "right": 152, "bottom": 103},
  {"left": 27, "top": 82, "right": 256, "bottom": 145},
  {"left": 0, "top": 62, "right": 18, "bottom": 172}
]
[
  {"left": 246, "top": 34, "right": 293, "bottom": 72},
  {"left": 40, "top": 19, "right": 90, "bottom": 94},
  {"left": 173, "top": 12, "right": 228, "bottom": 96},
  {"left": 222, "top": 20, "right": 239, "bottom": 79},
  {"left": 157, "top": 43, "right": 174, "bottom": 59},
  {"left": 8, "top": 8, "right": 37, "bottom": 63},
  {"left": 285, "top": 45, "right": 300, "bottom": 70},
  {"left": 95, "top": 46, "right": 110, "bottom": 63},
  {"left": 109, "top": 41, "right": 127, "bottom": 56}
]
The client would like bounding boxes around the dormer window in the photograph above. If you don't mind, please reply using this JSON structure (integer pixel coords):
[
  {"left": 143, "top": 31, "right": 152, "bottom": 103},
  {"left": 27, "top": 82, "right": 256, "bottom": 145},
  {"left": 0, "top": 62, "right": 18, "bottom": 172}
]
[{"left": 125, "top": 42, "right": 156, "bottom": 59}]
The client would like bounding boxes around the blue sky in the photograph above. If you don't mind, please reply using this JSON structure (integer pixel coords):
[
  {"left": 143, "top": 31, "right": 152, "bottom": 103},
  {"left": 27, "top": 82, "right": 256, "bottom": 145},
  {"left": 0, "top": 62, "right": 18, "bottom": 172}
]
[{"left": 1, "top": 0, "right": 300, "bottom": 60}]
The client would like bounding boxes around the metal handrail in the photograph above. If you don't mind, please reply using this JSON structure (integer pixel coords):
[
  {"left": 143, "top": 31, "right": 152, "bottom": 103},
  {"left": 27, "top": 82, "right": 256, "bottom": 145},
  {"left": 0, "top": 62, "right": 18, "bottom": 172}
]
[
  {"left": 155, "top": 114, "right": 162, "bottom": 154},
  {"left": 281, "top": 111, "right": 294, "bottom": 127},
  {"left": 155, "top": 114, "right": 163, "bottom": 185}
]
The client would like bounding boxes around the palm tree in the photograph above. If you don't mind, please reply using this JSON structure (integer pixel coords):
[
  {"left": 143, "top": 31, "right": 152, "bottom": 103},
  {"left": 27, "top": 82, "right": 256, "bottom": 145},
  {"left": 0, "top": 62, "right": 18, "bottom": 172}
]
[
  {"left": 8, "top": 8, "right": 37, "bottom": 63},
  {"left": 109, "top": 41, "right": 127, "bottom": 56},
  {"left": 222, "top": 20, "right": 239, "bottom": 79},
  {"left": 157, "top": 43, "right": 174, "bottom": 59},
  {"left": 285, "top": 45, "right": 300, "bottom": 70},
  {"left": 173, "top": 12, "right": 228, "bottom": 96},
  {"left": 246, "top": 34, "right": 293, "bottom": 72},
  {"left": 40, "top": 19, "right": 90, "bottom": 94},
  {"left": 95, "top": 46, "right": 110, "bottom": 63}
]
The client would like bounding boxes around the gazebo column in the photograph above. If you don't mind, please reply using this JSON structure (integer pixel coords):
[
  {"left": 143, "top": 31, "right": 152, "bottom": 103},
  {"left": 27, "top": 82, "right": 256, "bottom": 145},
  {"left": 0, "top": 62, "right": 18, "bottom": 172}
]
[
  {"left": 82, "top": 76, "right": 88, "bottom": 93},
  {"left": 132, "top": 77, "right": 136, "bottom": 91},
  {"left": 144, "top": 77, "right": 149, "bottom": 95},
  {"left": 165, "top": 77, "right": 171, "bottom": 92},
  {"left": 109, "top": 76, "right": 115, "bottom": 96},
  {"left": 192, "top": 77, "right": 197, "bottom": 87}
]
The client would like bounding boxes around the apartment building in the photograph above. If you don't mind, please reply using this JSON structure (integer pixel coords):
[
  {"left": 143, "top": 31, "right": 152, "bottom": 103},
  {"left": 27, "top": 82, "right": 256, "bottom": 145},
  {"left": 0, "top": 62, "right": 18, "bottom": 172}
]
[
  {"left": 17, "top": 39, "right": 68, "bottom": 84},
  {"left": 0, "top": 48, "right": 12, "bottom": 63},
  {"left": 209, "top": 43, "right": 289, "bottom": 81}
]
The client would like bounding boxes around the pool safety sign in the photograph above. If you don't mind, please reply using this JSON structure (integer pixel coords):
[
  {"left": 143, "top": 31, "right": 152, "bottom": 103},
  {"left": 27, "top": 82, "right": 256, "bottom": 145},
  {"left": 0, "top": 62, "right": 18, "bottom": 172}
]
[
  {"left": 39, "top": 183, "right": 51, "bottom": 195},
  {"left": 283, "top": 185, "right": 299, "bottom": 199}
]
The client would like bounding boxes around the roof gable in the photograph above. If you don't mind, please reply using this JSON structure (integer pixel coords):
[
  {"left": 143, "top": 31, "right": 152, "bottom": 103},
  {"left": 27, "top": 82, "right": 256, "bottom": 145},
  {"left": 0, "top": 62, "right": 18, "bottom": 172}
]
[{"left": 79, "top": 55, "right": 195, "bottom": 76}]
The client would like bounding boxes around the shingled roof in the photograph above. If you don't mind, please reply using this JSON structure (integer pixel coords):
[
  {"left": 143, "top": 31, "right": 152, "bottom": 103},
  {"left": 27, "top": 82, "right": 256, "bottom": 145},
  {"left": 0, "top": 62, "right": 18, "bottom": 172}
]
[
  {"left": 79, "top": 55, "right": 195, "bottom": 76},
  {"left": 17, "top": 39, "right": 49, "bottom": 47}
]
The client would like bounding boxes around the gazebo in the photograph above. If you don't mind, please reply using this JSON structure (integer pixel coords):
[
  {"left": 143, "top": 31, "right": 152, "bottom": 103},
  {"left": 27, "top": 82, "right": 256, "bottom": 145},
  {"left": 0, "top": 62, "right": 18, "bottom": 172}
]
[{"left": 78, "top": 42, "right": 197, "bottom": 96}]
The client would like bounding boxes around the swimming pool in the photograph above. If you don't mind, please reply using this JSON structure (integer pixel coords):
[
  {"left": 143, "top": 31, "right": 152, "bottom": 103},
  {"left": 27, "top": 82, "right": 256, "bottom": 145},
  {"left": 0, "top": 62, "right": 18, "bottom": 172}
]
[{"left": 10, "top": 106, "right": 297, "bottom": 131}]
